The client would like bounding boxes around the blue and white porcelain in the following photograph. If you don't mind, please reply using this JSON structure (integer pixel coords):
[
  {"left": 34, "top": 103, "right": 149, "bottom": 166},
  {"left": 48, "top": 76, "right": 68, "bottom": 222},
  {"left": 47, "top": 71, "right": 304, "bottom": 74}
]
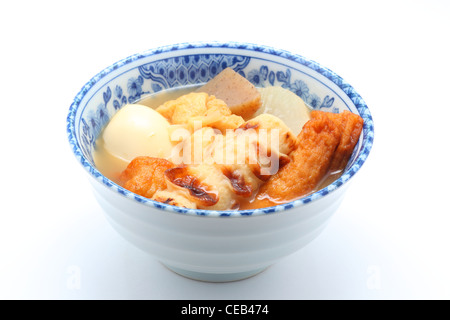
[{"left": 67, "top": 41, "right": 374, "bottom": 282}]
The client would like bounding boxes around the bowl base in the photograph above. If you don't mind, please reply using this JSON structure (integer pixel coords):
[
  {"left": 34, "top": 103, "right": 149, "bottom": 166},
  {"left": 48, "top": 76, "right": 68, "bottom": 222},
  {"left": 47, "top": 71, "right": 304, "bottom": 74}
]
[{"left": 163, "top": 264, "right": 269, "bottom": 282}]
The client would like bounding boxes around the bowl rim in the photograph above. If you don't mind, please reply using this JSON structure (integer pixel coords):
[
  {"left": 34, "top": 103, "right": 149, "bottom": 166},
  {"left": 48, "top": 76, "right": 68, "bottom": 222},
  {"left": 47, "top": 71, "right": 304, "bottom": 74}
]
[{"left": 67, "top": 41, "right": 374, "bottom": 217}]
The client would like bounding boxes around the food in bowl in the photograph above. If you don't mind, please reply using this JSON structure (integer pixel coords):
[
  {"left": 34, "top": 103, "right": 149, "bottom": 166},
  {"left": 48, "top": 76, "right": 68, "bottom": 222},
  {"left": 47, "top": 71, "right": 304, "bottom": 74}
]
[
  {"left": 67, "top": 42, "right": 374, "bottom": 282},
  {"left": 93, "top": 68, "right": 363, "bottom": 211}
]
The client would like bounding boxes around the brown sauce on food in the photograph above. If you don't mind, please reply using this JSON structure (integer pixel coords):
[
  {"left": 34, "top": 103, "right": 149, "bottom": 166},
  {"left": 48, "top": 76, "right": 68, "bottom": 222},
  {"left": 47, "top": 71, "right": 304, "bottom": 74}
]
[
  {"left": 164, "top": 167, "right": 218, "bottom": 206},
  {"left": 239, "top": 122, "right": 259, "bottom": 131},
  {"left": 221, "top": 167, "right": 253, "bottom": 197}
]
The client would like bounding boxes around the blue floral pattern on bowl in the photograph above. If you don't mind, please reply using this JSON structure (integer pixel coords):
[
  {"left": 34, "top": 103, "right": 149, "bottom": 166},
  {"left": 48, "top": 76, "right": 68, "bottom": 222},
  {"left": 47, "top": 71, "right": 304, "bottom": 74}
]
[{"left": 67, "top": 41, "right": 374, "bottom": 217}]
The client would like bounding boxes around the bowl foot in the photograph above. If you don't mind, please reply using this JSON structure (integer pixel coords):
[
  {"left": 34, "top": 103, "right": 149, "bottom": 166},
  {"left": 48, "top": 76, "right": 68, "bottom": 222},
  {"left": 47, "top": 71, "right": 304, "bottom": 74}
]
[{"left": 163, "top": 264, "right": 269, "bottom": 282}]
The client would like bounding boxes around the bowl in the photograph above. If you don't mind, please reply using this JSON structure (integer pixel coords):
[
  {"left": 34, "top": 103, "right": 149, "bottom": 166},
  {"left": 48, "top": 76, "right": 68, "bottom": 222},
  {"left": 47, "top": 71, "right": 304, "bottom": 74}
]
[{"left": 67, "top": 42, "right": 374, "bottom": 282}]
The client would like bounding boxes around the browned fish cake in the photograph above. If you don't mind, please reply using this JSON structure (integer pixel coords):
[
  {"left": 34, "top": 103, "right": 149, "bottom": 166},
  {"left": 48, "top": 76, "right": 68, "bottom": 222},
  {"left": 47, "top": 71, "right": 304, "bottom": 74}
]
[
  {"left": 164, "top": 165, "right": 219, "bottom": 207},
  {"left": 245, "top": 110, "right": 364, "bottom": 209},
  {"left": 324, "top": 110, "right": 364, "bottom": 173},
  {"left": 244, "top": 111, "right": 341, "bottom": 208}
]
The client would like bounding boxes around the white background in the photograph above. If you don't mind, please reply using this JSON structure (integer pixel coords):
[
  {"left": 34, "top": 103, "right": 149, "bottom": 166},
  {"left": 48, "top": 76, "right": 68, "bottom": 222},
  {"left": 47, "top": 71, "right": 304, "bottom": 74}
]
[{"left": 1, "top": 0, "right": 449, "bottom": 300}]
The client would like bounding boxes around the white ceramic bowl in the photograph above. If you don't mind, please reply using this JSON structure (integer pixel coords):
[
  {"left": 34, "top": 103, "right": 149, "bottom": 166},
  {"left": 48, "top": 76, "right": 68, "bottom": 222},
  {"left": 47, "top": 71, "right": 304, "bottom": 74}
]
[{"left": 67, "top": 42, "right": 374, "bottom": 282}]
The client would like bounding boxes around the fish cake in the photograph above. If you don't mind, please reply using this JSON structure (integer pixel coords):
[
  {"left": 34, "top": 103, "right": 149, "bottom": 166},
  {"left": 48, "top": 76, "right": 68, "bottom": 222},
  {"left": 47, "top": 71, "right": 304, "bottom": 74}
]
[
  {"left": 325, "top": 110, "right": 364, "bottom": 172},
  {"left": 197, "top": 67, "right": 261, "bottom": 119},
  {"left": 247, "top": 110, "right": 364, "bottom": 209}
]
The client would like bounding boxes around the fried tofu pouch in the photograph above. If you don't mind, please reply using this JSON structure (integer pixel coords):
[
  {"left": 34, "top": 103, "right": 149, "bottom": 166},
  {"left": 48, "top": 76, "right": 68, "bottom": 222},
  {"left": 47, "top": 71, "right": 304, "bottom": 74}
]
[
  {"left": 118, "top": 156, "right": 174, "bottom": 199},
  {"left": 118, "top": 156, "right": 197, "bottom": 208},
  {"left": 247, "top": 110, "right": 363, "bottom": 208},
  {"left": 155, "top": 92, "right": 244, "bottom": 133}
]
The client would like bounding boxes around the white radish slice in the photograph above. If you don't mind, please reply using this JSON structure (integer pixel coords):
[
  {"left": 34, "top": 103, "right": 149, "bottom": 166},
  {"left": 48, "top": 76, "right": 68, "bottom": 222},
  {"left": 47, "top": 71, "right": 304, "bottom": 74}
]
[{"left": 254, "top": 86, "right": 311, "bottom": 136}]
